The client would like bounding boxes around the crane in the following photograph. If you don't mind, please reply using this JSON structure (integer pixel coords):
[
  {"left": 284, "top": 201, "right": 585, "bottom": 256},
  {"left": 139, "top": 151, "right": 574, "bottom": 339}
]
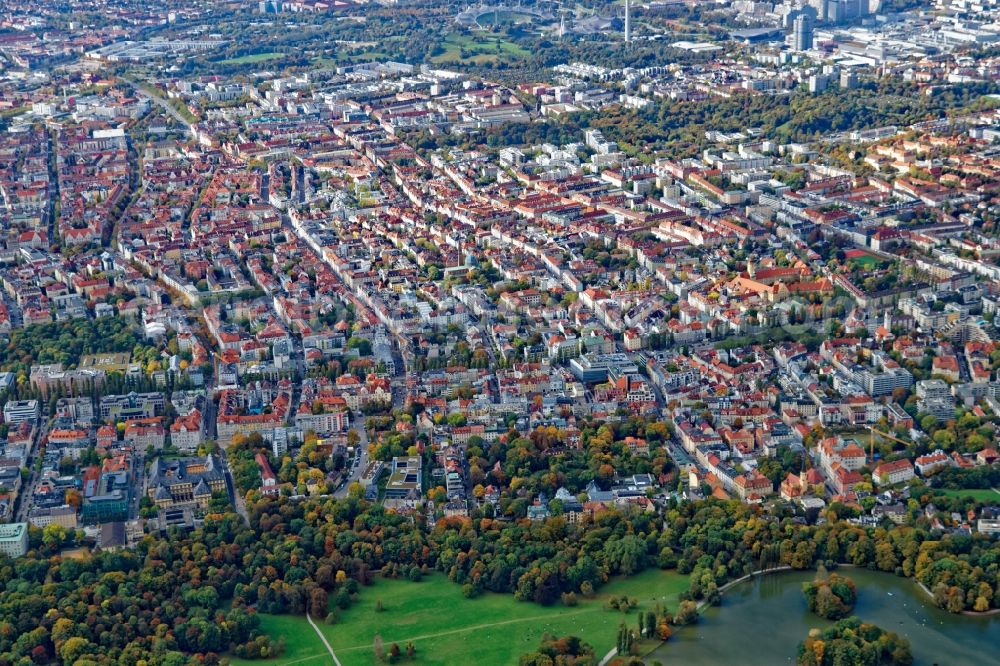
[{"left": 868, "top": 426, "right": 911, "bottom": 461}]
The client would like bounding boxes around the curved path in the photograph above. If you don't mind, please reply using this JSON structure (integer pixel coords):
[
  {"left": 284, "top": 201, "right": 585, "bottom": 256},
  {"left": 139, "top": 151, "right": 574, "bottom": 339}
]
[
  {"left": 334, "top": 607, "right": 595, "bottom": 654},
  {"left": 306, "top": 612, "right": 342, "bottom": 666}
]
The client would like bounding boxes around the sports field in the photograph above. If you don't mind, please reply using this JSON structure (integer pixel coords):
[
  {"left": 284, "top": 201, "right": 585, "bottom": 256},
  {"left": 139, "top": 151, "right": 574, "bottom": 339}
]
[
  {"left": 844, "top": 249, "right": 886, "bottom": 268},
  {"left": 219, "top": 52, "right": 285, "bottom": 65},
  {"left": 933, "top": 487, "right": 1000, "bottom": 502}
]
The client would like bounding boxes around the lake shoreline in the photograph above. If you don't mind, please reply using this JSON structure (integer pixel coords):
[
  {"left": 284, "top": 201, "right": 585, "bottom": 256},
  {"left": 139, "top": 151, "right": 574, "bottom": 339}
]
[
  {"left": 708, "top": 562, "right": 1000, "bottom": 618},
  {"left": 836, "top": 562, "right": 1000, "bottom": 618},
  {"left": 646, "top": 567, "right": 1000, "bottom": 666},
  {"left": 636, "top": 563, "right": 1000, "bottom": 664},
  {"left": 912, "top": 579, "right": 1000, "bottom": 617},
  {"left": 695, "top": 564, "right": 794, "bottom": 610}
]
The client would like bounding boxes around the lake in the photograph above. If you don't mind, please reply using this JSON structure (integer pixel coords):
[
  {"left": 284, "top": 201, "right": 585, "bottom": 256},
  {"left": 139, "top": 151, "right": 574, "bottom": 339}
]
[{"left": 648, "top": 568, "right": 1000, "bottom": 666}]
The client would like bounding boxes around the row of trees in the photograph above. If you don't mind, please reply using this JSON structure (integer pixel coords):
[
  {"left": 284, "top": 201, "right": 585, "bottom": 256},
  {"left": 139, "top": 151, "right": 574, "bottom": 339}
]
[
  {"left": 414, "top": 77, "right": 1000, "bottom": 161},
  {"left": 520, "top": 634, "right": 596, "bottom": 666},
  {"left": 670, "top": 500, "right": 1000, "bottom": 615},
  {"left": 0, "top": 467, "right": 998, "bottom": 663},
  {"left": 0, "top": 317, "right": 144, "bottom": 376}
]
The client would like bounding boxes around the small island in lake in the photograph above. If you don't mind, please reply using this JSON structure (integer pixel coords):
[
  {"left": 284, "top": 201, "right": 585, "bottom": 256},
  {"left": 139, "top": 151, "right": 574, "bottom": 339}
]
[
  {"left": 803, "top": 567, "right": 858, "bottom": 620},
  {"left": 798, "top": 617, "right": 913, "bottom": 666}
]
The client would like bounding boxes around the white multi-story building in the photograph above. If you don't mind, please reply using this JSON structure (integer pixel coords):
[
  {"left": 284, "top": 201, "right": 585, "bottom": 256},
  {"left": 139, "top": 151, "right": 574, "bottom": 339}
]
[
  {"left": 2, "top": 400, "right": 39, "bottom": 426},
  {"left": 0, "top": 522, "right": 29, "bottom": 558}
]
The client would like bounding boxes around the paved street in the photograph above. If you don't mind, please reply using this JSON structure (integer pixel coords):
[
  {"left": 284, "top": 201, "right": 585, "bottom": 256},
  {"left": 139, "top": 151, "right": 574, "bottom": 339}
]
[{"left": 334, "top": 419, "right": 369, "bottom": 498}]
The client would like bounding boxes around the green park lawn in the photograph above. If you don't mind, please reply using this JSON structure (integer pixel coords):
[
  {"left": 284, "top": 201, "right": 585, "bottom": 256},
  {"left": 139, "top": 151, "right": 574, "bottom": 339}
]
[
  {"left": 934, "top": 488, "right": 1000, "bottom": 502},
  {"left": 219, "top": 52, "right": 285, "bottom": 65},
  {"left": 229, "top": 614, "right": 329, "bottom": 666},
  {"left": 241, "top": 569, "right": 689, "bottom": 666},
  {"left": 848, "top": 254, "right": 881, "bottom": 269},
  {"left": 431, "top": 33, "right": 529, "bottom": 65}
]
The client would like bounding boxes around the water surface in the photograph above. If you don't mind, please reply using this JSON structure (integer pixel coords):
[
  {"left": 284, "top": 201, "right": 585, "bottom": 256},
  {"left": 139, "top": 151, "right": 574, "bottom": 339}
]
[{"left": 648, "top": 568, "right": 1000, "bottom": 666}]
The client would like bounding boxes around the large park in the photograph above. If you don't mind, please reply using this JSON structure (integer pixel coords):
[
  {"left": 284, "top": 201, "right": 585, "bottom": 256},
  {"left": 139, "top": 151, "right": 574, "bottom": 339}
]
[{"left": 232, "top": 569, "right": 690, "bottom": 666}]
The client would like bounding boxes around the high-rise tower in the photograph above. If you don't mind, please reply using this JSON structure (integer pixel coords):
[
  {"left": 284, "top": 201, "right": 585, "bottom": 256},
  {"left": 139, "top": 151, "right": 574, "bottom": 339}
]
[
  {"left": 625, "top": 0, "right": 631, "bottom": 43},
  {"left": 793, "top": 13, "right": 814, "bottom": 52}
]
